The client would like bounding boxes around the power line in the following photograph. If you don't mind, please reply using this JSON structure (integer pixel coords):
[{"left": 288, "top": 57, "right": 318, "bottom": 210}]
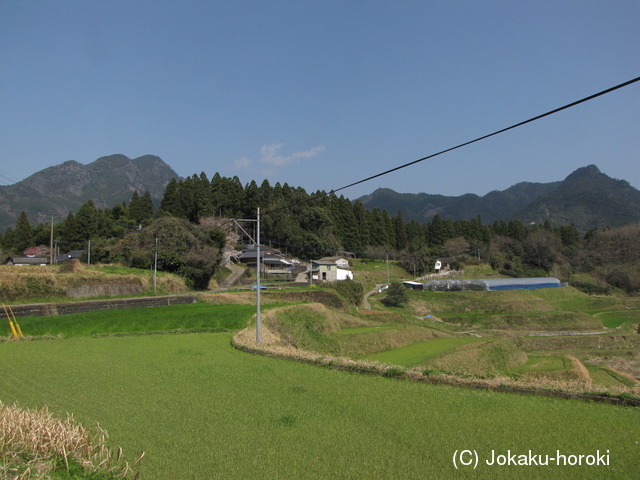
[
  {"left": 0, "top": 169, "right": 20, "bottom": 186},
  {"left": 249, "top": 75, "right": 640, "bottom": 220},
  {"left": 331, "top": 75, "right": 640, "bottom": 194}
]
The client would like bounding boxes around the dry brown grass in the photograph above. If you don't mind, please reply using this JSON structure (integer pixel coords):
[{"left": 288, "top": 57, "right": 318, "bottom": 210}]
[
  {"left": 0, "top": 264, "right": 188, "bottom": 301},
  {"left": 565, "top": 354, "right": 593, "bottom": 385},
  {"left": 0, "top": 402, "right": 142, "bottom": 479}
]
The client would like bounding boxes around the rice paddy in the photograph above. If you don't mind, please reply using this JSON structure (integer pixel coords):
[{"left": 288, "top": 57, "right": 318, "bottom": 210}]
[{"left": 1, "top": 333, "right": 639, "bottom": 479}]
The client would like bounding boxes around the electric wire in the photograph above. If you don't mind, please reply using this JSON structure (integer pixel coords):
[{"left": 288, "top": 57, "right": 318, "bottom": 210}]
[{"left": 247, "top": 74, "right": 640, "bottom": 221}]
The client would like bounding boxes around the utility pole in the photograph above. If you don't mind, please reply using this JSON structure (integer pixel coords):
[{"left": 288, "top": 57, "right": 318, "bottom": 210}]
[
  {"left": 256, "top": 208, "right": 261, "bottom": 344},
  {"left": 153, "top": 237, "right": 158, "bottom": 292},
  {"left": 49, "top": 215, "right": 55, "bottom": 265},
  {"left": 386, "top": 254, "right": 390, "bottom": 284},
  {"left": 231, "top": 209, "right": 262, "bottom": 344}
]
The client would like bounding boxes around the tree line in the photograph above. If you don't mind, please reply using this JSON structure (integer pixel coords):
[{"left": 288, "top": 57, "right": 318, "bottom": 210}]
[{"left": 1, "top": 172, "right": 638, "bottom": 294}]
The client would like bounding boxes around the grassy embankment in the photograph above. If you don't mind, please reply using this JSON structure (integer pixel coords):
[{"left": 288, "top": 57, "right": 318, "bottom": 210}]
[{"left": 0, "top": 263, "right": 189, "bottom": 303}]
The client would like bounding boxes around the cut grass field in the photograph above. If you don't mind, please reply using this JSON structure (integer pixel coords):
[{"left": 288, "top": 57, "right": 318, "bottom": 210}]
[{"left": 2, "top": 332, "right": 639, "bottom": 479}]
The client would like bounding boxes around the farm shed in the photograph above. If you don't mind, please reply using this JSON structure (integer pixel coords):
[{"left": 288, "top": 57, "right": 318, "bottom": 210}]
[
  {"left": 424, "top": 277, "right": 562, "bottom": 292},
  {"left": 403, "top": 281, "right": 424, "bottom": 290}
]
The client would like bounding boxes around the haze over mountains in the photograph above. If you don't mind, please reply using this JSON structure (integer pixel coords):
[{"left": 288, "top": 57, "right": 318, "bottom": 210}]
[{"left": 0, "top": 155, "right": 639, "bottom": 232}]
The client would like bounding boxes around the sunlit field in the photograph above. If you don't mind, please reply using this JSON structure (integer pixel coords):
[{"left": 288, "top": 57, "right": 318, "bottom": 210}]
[{"left": 1, "top": 333, "right": 638, "bottom": 479}]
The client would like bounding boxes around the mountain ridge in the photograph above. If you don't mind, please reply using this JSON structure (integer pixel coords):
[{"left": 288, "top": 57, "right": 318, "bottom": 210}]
[
  {"left": 0, "top": 154, "right": 180, "bottom": 231},
  {"left": 358, "top": 164, "right": 640, "bottom": 230},
  {"left": 1, "top": 158, "right": 638, "bottom": 233}
]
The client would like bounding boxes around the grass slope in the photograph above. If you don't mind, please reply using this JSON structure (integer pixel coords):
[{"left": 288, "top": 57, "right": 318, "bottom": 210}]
[
  {"left": 365, "top": 337, "right": 486, "bottom": 367},
  {"left": 1, "top": 333, "right": 639, "bottom": 479}
]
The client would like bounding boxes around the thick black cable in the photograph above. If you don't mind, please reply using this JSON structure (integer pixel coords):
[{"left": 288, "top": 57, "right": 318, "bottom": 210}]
[
  {"left": 227, "top": 75, "right": 640, "bottom": 223},
  {"left": 331, "top": 75, "right": 640, "bottom": 194}
]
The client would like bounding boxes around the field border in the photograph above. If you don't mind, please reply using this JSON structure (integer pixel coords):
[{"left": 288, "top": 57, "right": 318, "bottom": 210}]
[{"left": 231, "top": 334, "right": 640, "bottom": 407}]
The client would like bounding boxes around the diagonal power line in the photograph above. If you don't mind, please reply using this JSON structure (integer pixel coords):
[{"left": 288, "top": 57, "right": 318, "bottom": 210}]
[{"left": 331, "top": 75, "right": 640, "bottom": 195}]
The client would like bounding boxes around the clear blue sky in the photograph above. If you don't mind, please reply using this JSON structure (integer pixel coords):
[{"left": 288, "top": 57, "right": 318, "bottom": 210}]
[{"left": 1, "top": 1, "right": 639, "bottom": 199}]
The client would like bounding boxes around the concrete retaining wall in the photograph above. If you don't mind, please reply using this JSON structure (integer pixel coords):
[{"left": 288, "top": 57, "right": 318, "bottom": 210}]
[{"left": 7, "top": 295, "right": 197, "bottom": 317}]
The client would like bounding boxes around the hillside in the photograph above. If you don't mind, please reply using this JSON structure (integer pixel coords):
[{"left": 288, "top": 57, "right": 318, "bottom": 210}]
[
  {"left": 358, "top": 165, "right": 640, "bottom": 230},
  {"left": 515, "top": 165, "right": 640, "bottom": 230},
  {"left": 358, "top": 182, "right": 559, "bottom": 223},
  {"left": 0, "top": 154, "right": 180, "bottom": 231}
]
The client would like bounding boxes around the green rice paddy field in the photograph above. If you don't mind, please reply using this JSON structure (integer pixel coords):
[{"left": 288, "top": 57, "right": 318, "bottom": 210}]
[{"left": 1, "top": 331, "right": 639, "bottom": 479}]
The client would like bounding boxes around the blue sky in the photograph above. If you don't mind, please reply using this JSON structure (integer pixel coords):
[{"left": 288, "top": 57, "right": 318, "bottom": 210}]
[{"left": 1, "top": 1, "right": 639, "bottom": 199}]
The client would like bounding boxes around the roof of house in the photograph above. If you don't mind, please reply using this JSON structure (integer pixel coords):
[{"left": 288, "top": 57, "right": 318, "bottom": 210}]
[
  {"left": 8, "top": 256, "right": 49, "bottom": 265},
  {"left": 318, "top": 256, "right": 348, "bottom": 263},
  {"left": 55, "top": 250, "right": 83, "bottom": 262}
]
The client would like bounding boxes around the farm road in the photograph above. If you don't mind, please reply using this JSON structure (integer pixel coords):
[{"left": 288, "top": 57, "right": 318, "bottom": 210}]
[
  {"left": 212, "top": 265, "right": 246, "bottom": 292},
  {"left": 362, "top": 284, "right": 387, "bottom": 310}
]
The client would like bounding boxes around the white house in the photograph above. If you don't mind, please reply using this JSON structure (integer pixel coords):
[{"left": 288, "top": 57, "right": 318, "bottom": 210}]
[{"left": 311, "top": 256, "right": 353, "bottom": 282}]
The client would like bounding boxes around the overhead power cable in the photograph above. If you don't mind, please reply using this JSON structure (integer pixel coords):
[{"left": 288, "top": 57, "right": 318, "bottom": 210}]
[
  {"left": 331, "top": 75, "right": 640, "bottom": 195},
  {"left": 228, "top": 74, "right": 640, "bottom": 223}
]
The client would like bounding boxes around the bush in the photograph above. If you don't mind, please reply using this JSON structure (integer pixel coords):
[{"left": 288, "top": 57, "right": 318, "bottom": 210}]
[
  {"left": 333, "top": 279, "right": 364, "bottom": 307},
  {"left": 381, "top": 282, "right": 408, "bottom": 307}
]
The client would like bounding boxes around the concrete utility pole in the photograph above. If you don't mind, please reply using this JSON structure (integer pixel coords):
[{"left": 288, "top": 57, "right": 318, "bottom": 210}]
[
  {"left": 256, "top": 208, "right": 261, "bottom": 344},
  {"left": 153, "top": 237, "right": 158, "bottom": 292},
  {"left": 232, "top": 209, "right": 262, "bottom": 344},
  {"left": 50, "top": 215, "right": 55, "bottom": 265}
]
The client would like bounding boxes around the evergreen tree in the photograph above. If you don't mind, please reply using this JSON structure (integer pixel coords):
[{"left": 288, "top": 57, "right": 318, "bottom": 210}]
[
  {"left": 259, "top": 179, "right": 273, "bottom": 206},
  {"left": 13, "top": 211, "right": 34, "bottom": 254},
  {"left": 128, "top": 190, "right": 143, "bottom": 223},
  {"left": 160, "top": 178, "right": 183, "bottom": 217},
  {"left": 369, "top": 208, "right": 389, "bottom": 246},
  {"left": 393, "top": 211, "right": 408, "bottom": 251},
  {"left": 352, "top": 200, "right": 371, "bottom": 247},
  {"left": 380, "top": 209, "right": 395, "bottom": 248},
  {"left": 74, "top": 200, "right": 99, "bottom": 241},
  {"left": 244, "top": 180, "right": 261, "bottom": 214},
  {"left": 141, "top": 191, "right": 154, "bottom": 221},
  {"left": 427, "top": 214, "right": 446, "bottom": 245},
  {"left": 382, "top": 282, "right": 408, "bottom": 307},
  {"left": 507, "top": 219, "right": 527, "bottom": 242}
]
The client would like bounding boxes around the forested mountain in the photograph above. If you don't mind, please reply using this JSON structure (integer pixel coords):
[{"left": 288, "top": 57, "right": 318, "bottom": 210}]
[
  {"left": 358, "top": 181, "right": 560, "bottom": 224},
  {"left": 358, "top": 165, "right": 640, "bottom": 230},
  {"left": 514, "top": 165, "right": 640, "bottom": 230},
  {"left": 0, "top": 154, "right": 179, "bottom": 231}
]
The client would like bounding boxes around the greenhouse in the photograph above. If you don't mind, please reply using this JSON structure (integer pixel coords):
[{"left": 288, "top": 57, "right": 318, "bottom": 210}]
[{"left": 423, "top": 277, "right": 562, "bottom": 292}]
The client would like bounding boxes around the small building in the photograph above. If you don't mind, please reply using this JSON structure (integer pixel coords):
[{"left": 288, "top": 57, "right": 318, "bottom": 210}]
[
  {"left": 239, "top": 245, "right": 293, "bottom": 272},
  {"left": 403, "top": 281, "right": 424, "bottom": 290},
  {"left": 6, "top": 256, "right": 49, "bottom": 266},
  {"left": 55, "top": 250, "right": 83, "bottom": 263},
  {"left": 434, "top": 257, "right": 455, "bottom": 273},
  {"left": 311, "top": 256, "right": 353, "bottom": 282}
]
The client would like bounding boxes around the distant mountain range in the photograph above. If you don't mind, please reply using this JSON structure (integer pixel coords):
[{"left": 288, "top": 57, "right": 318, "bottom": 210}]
[
  {"left": 358, "top": 165, "right": 640, "bottom": 231},
  {"left": 0, "top": 154, "right": 179, "bottom": 231},
  {"left": 1, "top": 155, "right": 638, "bottom": 233}
]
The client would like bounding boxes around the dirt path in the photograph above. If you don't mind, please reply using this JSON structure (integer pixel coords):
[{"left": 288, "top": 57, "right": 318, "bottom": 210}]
[
  {"left": 362, "top": 284, "right": 387, "bottom": 310},
  {"left": 213, "top": 265, "right": 246, "bottom": 292}
]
